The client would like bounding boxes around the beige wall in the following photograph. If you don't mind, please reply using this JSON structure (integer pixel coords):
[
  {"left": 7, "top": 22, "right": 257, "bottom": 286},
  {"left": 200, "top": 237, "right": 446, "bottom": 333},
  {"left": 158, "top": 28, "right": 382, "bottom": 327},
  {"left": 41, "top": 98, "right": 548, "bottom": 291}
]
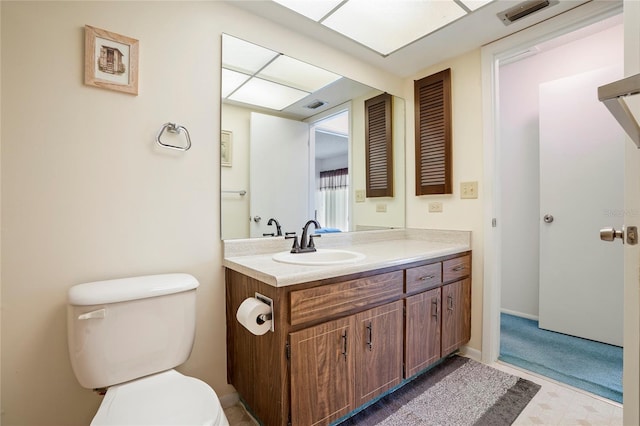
[
  {"left": 0, "top": 2, "right": 403, "bottom": 425},
  {"left": 404, "top": 50, "right": 484, "bottom": 352}
]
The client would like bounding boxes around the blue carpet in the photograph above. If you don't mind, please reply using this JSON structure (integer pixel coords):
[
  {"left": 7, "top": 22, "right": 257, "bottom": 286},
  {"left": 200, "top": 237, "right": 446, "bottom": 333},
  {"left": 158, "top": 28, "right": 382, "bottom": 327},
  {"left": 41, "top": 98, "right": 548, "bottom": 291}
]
[{"left": 499, "top": 313, "right": 622, "bottom": 403}]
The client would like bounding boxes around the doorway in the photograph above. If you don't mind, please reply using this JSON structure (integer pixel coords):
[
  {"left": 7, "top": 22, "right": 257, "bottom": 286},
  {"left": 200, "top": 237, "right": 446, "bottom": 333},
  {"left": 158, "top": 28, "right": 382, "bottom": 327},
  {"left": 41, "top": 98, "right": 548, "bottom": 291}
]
[
  {"left": 488, "top": 9, "right": 624, "bottom": 400},
  {"left": 311, "top": 110, "right": 350, "bottom": 231}
]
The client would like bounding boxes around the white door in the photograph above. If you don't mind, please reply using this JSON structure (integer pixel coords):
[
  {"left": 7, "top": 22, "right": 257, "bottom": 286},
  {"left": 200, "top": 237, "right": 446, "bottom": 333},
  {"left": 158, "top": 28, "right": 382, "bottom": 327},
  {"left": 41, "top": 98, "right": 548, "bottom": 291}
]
[
  {"left": 622, "top": 2, "right": 640, "bottom": 420},
  {"left": 249, "top": 112, "right": 310, "bottom": 237},
  {"left": 538, "top": 66, "right": 624, "bottom": 346}
]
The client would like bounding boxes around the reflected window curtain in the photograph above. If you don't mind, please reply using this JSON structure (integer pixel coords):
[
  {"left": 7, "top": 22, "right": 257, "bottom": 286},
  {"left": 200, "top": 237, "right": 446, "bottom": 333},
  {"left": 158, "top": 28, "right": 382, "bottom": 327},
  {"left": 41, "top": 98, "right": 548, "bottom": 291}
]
[{"left": 316, "top": 168, "right": 349, "bottom": 231}]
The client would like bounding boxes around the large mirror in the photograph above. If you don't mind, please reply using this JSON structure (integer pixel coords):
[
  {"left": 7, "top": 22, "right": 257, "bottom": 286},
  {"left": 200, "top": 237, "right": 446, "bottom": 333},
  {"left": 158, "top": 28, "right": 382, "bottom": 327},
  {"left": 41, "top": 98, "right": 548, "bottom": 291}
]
[{"left": 220, "top": 34, "right": 405, "bottom": 240}]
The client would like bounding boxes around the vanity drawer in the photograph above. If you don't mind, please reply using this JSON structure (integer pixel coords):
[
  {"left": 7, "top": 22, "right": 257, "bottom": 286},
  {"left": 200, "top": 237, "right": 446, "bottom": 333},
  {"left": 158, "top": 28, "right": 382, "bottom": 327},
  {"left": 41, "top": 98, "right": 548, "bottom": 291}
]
[
  {"left": 290, "top": 271, "right": 403, "bottom": 326},
  {"left": 406, "top": 263, "right": 441, "bottom": 293},
  {"left": 443, "top": 255, "right": 471, "bottom": 282}
]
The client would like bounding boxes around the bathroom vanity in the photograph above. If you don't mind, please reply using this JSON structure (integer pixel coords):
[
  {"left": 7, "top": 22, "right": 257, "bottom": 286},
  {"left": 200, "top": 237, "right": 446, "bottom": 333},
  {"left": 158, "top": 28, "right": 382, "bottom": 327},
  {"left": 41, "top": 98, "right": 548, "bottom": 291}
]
[{"left": 223, "top": 229, "right": 471, "bottom": 426}]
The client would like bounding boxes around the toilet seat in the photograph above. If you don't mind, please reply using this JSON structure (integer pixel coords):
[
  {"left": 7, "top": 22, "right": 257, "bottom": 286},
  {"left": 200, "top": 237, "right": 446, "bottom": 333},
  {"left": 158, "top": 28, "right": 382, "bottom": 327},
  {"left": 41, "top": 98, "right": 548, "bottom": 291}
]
[{"left": 91, "top": 369, "right": 228, "bottom": 426}]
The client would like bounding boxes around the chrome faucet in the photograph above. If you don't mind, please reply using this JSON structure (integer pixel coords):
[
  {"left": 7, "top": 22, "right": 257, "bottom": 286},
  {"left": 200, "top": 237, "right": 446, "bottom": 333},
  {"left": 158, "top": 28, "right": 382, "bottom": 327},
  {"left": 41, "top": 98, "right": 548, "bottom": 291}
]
[{"left": 267, "top": 218, "right": 282, "bottom": 236}]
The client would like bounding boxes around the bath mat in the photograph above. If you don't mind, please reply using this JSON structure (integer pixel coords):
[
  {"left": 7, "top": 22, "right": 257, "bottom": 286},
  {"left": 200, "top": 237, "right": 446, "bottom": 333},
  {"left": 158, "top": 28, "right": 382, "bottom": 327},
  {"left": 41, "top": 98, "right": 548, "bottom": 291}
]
[{"left": 337, "top": 355, "right": 540, "bottom": 426}]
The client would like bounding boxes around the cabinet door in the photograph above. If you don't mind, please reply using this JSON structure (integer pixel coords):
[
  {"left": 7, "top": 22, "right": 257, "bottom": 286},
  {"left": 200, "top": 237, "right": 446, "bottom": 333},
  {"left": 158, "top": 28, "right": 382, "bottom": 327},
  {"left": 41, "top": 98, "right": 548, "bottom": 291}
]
[
  {"left": 442, "top": 278, "right": 471, "bottom": 356},
  {"left": 289, "top": 316, "right": 355, "bottom": 426},
  {"left": 354, "top": 301, "right": 404, "bottom": 405},
  {"left": 405, "top": 288, "right": 441, "bottom": 378}
]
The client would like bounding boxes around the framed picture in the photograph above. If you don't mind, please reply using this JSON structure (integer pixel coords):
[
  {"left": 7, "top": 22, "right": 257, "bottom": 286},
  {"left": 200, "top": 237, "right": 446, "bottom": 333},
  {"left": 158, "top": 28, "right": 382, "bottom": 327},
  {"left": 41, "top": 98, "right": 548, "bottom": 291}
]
[
  {"left": 84, "top": 25, "right": 139, "bottom": 95},
  {"left": 221, "top": 130, "right": 233, "bottom": 167}
]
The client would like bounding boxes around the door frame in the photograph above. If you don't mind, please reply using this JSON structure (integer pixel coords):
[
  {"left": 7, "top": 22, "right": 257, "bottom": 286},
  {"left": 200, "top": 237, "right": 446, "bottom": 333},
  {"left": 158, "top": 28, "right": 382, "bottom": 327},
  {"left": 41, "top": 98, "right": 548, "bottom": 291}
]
[
  {"left": 307, "top": 103, "right": 352, "bottom": 228},
  {"left": 480, "top": 0, "right": 630, "bottom": 407}
]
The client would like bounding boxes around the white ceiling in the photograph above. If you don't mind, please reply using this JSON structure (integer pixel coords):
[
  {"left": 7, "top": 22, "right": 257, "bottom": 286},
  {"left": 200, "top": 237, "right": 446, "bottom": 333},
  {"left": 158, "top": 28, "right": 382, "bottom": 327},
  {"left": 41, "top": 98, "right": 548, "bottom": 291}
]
[{"left": 226, "top": 0, "right": 600, "bottom": 78}]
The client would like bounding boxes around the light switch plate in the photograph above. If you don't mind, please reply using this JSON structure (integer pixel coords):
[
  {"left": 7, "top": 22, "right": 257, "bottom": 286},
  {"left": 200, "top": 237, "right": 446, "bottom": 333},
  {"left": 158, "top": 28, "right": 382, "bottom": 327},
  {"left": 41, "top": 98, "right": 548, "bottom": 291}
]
[
  {"left": 355, "top": 190, "right": 365, "bottom": 203},
  {"left": 428, "top": 202, "right": 443, "bottom": 213},
  {"left": 460, "top": 181, "right": 478, "bottom": 199},
  {"left": 376, "top": 203, "right": 387, "bottom": 213}
]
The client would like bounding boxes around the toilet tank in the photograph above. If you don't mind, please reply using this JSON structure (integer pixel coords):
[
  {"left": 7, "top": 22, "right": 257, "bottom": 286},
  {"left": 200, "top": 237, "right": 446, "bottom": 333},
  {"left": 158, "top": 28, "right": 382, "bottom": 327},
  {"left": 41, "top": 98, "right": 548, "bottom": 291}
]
[{"left": 67, "top": 273, "right": 199, "bottom": 389}]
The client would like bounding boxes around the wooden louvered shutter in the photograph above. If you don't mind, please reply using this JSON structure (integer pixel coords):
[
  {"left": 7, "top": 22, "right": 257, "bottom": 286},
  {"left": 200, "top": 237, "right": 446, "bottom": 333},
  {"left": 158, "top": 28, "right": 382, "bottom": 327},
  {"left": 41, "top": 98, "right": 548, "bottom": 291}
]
[
  {"left": 415, "top": 69, "right": 452, "bottom": 195},
  {"left": 365, "top": 93, "right": 393, "bottom": 198}
]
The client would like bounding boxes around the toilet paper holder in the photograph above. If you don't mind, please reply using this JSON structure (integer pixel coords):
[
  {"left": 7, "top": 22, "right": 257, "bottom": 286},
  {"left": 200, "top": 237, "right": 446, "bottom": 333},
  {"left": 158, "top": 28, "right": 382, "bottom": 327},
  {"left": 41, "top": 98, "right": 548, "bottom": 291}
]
[{"left": 255, "top": 292, "right": 274, "bottom": 332}]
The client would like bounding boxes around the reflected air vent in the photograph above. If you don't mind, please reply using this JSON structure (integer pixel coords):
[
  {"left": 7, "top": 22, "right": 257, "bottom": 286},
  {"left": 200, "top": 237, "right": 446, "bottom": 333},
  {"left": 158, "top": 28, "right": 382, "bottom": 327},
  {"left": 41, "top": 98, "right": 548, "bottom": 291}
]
[
  {"left": 497, "top": 0, "right": 558, "bottom": 26},
  {"left": 305, "top": 99, "right": 328, "bottom": 109}
]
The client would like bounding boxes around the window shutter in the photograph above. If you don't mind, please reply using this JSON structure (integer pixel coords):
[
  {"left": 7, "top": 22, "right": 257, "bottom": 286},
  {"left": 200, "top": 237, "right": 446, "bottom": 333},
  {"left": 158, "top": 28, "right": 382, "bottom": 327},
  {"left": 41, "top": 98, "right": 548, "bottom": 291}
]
[
  {"left": 365, "top": 93, "right": 393, "bottom": 198},
  {"left": 415, "top": 68, "right": 452, "bottom": 195}
]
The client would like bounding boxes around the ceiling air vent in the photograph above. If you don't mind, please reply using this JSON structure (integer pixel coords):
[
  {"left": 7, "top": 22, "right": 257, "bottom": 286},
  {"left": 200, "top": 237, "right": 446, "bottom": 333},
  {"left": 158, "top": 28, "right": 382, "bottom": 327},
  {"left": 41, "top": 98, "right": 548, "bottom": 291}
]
[
  {"left": 305, "top": 99, "right": 328, "bottom": 110},
  {"left": 497, "top": 0, "right": 558, "bottom": 26}
]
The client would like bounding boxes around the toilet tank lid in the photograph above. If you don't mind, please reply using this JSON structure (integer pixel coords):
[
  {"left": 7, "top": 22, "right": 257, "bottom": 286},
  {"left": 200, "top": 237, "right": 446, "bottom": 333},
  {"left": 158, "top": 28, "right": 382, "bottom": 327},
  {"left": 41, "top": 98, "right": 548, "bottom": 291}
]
[{"left": 68, "top": 273, "right": 199, "bottom": 306}]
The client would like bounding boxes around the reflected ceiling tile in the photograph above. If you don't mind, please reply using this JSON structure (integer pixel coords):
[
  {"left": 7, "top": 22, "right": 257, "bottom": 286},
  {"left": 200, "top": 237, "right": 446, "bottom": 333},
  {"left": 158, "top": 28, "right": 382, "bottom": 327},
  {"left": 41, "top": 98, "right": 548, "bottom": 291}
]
[
  {"left": 259, "top": 55, "right": 342, "bottom": 92},
  {"left": 228, "top": 77, "right": 309, "bottom": 110},
  {"left": 222, "top": 34, "right": 279, "bottom": 74},
  {"left": 272, "top": 0, "right": 343, "bottom": 21},
  {"left": 322, "top": 0, "right": 467, "bottom": 55},
  {"left": 221, "top": 68, "right": 251, "bottom": 98}
]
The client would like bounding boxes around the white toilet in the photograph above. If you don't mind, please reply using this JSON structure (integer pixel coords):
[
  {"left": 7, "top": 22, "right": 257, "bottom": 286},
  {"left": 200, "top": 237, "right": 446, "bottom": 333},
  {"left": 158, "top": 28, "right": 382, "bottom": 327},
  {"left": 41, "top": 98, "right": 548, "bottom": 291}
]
[{"left": 67, "top": 273, "right": 229, "bottom": 426}]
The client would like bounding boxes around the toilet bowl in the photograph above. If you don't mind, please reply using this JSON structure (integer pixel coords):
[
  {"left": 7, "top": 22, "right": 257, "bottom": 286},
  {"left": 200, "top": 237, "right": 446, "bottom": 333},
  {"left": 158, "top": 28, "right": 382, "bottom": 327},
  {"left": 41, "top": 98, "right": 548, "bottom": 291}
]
[
  {"left": 92, "top": 370, "right": 228, "bottom": 426},
  {"left": 67, "top": 273, "right": 229, "bottom": 426}
]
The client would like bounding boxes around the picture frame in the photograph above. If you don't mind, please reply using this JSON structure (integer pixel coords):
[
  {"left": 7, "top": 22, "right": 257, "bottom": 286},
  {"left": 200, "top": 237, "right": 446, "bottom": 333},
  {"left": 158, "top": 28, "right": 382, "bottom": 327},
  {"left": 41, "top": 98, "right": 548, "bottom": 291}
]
[
  {"left": 84, "top": 25, "right": 139, "bottom": 95},
  {"left": 221, "top": 130, "right": 233, "bottom": 167}
]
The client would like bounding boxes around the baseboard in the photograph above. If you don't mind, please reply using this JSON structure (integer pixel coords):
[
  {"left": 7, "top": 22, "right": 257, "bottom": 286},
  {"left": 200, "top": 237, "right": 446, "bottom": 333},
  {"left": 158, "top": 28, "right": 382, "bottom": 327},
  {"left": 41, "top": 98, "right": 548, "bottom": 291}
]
[
  {"left": 219, "top": 391, "right": 240, "bottom": 409},
  {"left": 500, "top": 308, "right": 539, "bottom": 321},
  {"left": 460, "top": 345, "right": 481, "bottom": 362}
]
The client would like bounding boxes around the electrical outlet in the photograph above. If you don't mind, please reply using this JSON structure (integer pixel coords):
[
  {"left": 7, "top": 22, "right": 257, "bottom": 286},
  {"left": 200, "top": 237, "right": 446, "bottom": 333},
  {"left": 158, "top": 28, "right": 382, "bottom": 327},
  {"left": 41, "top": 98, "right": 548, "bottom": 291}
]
[
  {"left": 460, "top": 181, "right": 478, "bottom": 199},
  {"left": 428, "top": 202, "right": 443, "bottom": 213},
  {"left": 355, "top": 190, "right": 366, "bottom": 203},
  {"left": 376, "top": 203, "right": 387, "bottom": 213}
]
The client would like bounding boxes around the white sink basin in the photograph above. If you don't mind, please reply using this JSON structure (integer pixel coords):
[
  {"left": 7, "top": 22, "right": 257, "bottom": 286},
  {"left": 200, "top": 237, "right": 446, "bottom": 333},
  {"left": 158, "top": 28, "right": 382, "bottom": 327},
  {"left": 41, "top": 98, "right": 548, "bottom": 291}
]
[{"left": 272, "top": 249, "right": 366, "bottom": 266}]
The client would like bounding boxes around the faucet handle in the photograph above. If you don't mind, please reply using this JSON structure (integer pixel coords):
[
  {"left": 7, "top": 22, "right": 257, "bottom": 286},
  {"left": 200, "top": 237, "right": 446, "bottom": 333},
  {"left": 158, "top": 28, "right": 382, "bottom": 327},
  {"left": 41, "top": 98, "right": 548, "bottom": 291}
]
[
  {"left": 263, "top": 233, "right": 275, "bottom": 237},
  {"left": 308, "top": 234, "right": 321, "bottom": 248},
  {"left": 285, "top": 231, "right": 297, "bottom": 236},
  {"left": 286, "top": 234, "right": 300, "bottom": 253}
]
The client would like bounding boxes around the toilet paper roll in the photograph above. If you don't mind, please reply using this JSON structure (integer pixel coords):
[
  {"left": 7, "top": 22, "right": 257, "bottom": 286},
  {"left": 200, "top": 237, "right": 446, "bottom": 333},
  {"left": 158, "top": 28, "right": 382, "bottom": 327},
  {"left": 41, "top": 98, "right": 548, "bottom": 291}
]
[{"left": 236, "top": 297, "right": 272, "bottom": 335}]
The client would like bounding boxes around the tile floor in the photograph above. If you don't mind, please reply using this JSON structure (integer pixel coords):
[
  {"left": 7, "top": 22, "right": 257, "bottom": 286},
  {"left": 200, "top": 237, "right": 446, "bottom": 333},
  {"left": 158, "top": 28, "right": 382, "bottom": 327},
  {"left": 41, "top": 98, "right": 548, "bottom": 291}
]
[
  {"left": 223, "top": 403, "right": 259, "bottom": 426},
  {"left": 494, "top": 362, "right": 623, "bottom": 426},
  {"left": 224, "top": 361, "right": 624, "bottom": 426}
]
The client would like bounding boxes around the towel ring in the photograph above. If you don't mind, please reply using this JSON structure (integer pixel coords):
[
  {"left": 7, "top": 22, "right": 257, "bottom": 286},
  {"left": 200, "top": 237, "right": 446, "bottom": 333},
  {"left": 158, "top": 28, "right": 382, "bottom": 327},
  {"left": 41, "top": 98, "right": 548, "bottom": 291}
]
[{"left": 156, "top": 122, "right": 191, "bottom": 151}]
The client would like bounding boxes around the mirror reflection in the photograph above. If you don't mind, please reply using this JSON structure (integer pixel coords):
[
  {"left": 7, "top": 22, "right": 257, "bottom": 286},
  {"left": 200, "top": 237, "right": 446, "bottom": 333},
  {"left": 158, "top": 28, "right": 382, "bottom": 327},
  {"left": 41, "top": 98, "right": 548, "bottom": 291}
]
[{"left": 220, "top": 34, "right": 405, "bottom": 240}]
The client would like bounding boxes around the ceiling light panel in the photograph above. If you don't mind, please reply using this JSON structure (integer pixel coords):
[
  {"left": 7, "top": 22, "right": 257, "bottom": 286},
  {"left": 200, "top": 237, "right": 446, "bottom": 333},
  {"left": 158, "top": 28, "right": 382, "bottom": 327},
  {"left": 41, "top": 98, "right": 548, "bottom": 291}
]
[
  {"left": 259, "top": 55, "right": 342, "bottom": 93},
  {"left": 222, "top": 34, "right": 279, "bottom": 74},
  {"left": 321, "top": 0, "right": 467, "bottom": 55},
  {"left": 272, "top": 0, "right": 343, "bottom": 21},
  {"left": 228, "top": 77, "right": 310, "bottom": 111},
  {"left": 221, "top": 68, "right": 251, "bottom": 98},
  {"left": 458, "top": 0, "right": 493, "bottom": 11}
]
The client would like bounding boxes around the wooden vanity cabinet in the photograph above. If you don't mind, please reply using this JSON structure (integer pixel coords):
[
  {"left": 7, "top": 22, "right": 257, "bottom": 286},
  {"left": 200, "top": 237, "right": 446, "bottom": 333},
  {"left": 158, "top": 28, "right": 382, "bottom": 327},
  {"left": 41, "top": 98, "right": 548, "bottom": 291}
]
[
  {"left": 441, "top": 255, "right": 472, "bottom": 356},
  {"left": 289, "top": 316, "right": 355, "bottom": 426},
  {"left": 404, "top": 254, "right": 471, "bottom": 377},
  {"left": 289, "top": 300, "right": 404, "bottom": 426},
  {"left": 405, "top": 288, "right": 441, "bottom": 378},
  {"left": 354, "top": 301, "right": 404, "bottom": 405},
  {"left": 225, "top": 251, "right": 471, "bottom": 426},
  {"left": 442, "top": 278, "right": 471, "bottom": 355}
]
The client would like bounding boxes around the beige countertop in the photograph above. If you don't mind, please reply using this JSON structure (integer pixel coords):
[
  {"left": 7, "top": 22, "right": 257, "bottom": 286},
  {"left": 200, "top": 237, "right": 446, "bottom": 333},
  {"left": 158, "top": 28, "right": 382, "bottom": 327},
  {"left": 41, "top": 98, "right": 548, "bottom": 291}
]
[{"left": 223, "top": 229, "right": 471, "bottom": 287}]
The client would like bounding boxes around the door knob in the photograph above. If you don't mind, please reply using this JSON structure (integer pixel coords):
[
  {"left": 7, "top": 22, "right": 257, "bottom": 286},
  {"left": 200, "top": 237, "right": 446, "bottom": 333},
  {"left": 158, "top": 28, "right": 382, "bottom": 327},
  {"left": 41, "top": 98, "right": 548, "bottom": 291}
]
[
  {"left": 600, "top": 226, "right": 638, "bottom": 245},
  {"left": 600, "top": 227, "right": 623, "bottom": 241},
  {"left": 543, "top": 214, "right": 554, "bottom": 223}
]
